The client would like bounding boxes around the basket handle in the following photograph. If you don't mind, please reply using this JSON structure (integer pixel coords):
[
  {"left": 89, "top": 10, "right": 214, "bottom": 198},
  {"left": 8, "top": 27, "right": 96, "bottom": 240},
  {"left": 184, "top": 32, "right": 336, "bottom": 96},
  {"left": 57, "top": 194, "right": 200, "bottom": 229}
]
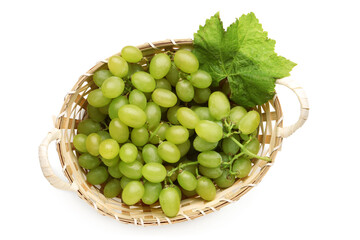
[
  {"left": 275, "top": 78, "right": 309, "bottom": 138},
  {"left": 39, "top": 128, "right": 78, "bottom": 191}
]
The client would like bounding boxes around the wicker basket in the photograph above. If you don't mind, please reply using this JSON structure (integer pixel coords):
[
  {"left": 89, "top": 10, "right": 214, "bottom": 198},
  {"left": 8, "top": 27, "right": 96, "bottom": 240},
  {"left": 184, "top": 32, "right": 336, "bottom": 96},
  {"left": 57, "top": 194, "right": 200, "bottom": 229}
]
[{"left": 39, "top": 39, "right": 309, "bottom": 226}]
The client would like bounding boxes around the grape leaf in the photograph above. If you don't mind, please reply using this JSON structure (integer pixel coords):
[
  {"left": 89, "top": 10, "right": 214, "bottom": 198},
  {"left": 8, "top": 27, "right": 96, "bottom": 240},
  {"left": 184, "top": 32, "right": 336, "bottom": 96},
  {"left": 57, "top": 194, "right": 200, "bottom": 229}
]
[{"left": 193, "top": 12, "right": 296, "bottom": 108}]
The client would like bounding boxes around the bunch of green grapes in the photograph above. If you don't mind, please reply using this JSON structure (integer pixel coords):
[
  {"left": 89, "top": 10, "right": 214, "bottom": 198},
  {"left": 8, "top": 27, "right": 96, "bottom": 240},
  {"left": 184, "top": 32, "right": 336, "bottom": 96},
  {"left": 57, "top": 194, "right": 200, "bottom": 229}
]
[{"left": 73, "top": 45, "right": 270, "bottom": 218}]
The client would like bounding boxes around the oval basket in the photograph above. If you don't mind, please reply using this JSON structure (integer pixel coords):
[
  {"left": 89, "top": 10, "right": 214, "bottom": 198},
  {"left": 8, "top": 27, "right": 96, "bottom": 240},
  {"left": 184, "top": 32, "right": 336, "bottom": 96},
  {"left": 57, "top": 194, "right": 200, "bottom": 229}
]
[{"left": 39, "top": 39, "right": 309, "bottom": 226}]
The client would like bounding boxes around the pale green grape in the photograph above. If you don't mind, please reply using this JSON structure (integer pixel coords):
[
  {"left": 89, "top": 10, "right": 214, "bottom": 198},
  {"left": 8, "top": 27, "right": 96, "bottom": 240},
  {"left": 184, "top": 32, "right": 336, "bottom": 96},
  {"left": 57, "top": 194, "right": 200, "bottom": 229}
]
[
  {"left": 156, "top": 78, "right": 172, "bottom": 91},
  {"left": 193, "top": 87, "right": 211, "bottom": 104},
  {"left": 195, "top": 120, "right": 223, "bottom": 143},
  {"left": 120, "top": 176, "right": 132, "bottom": 189},
  {"left": 127, "top": 63, "right": 144, "bottom": 79},
  {"left": 78, "top": 153, "right": 101, "bottom": 169},
  {"left": 87, "top": 105, "right": 107, "bottom": 122},
  {"left": 165, "top": 125, "right": 189, "bottom": 144},
  {"left": 93, "top": 69, "right": 113, "bottom": 87},
  {"left": 158, "top": 141, "right": 181, "bottom": 163},
  {"left": 238, "top": 110, "right": 260, "bottom": 135},
  {"left": 129, "top": 89, "right": 147, "bottom": 110},
  {"left": 101, "top": 76, "right": 125, "bottom": 98},
  {"left": 130, "top": 127, "right": 149, "bottom": 147},
  {"left": 109, "top": 118, "right": 129, "bottom": 143},
  {"left": 77, "top": 119, "right": 101, "bottom": 135},
  {"left": 142, "top": 144, "right": 162, "bottom": 164},
  {"left": 198, "top": 165, "right": 223, "bottom": 179},
  {"left": 87, "top": 88, "right": 111, "bottom": 108},
  {"left": 104, "top": 179, "right": 122, "bottom": 198},
  {"left": 85, "top": 133, "right": 102, "bottom": 156},
  {"left": 121, "top": 181, "right": 144, "bottom": 205},
  {"left": 176, "top": 80, "right": 194, "bottom": 102},
  {"left": 97, "top": 130, "right": 111, "bottom": 141},
  {"left": 173, "top": 50, "right": 199, "bottom": 73},
  {"left": 197, "top": 151, "right": 222, "bottom": 168},
  {"left": 142, "top": 182, "right": 162, "bottom": 205},
  {"left": 229, "top": 106, "right": 247, "bottom": 127},
  {"left": 167, "top": 106, "right": 180, "bottom": 125},
  {"left": 119, "top": 143, "right": 138, "bottom": 163},
  {"left": 108, "top": 162, "right": 123, "bottom": 178},
  {"left": 177, "top": 170, "right": 197, "bottom": 191},
  {"left": 118, "top": 104, "right": 147, "bottom": 128},
  {"left": 208, "top": 91, "right": 230, "bottom": 120},
  {"left": 108, "top": 55, "right": 128, "bottom": 78},
  {"left": 166, "top": 63, "right": 180, "bottom": 86},
  {"left": 151, "top": 88, "right": 177, "bottom": 108},
  {"left": 196, "top": 177, "right": 216, "bottom": 201},
  {"left": 131, "top": 71, "right": 156, "bottom": 92},
  {"left": 149, "top": 122, "right": 169, "bottom": 144},
  {"left": 176, "top": 139, "right": 191, "bottom": 157},
  {"left": 101, "top": 155, "right": 120, "bottom": 167},
  {"left": 149, "top": 53, "right": 172, "bottom": 79},
  {"left": 244, "top": 138, "right": 260, "bottom": 157},
  {"left": 222, "top": 135, "right": 240, "bottom": 156},
  {"left": 193, "top": 107, "right": 215, "bottom": 121},
  {"left": 232, "top": 157, "right": 252, "bottom": 178},
  {"left": 121, "top": 46, "right": 143, "bottom": 63},
  {"left": 159, "top": 187, "right": 180, "bottom": 217},
  {"left": 108, "top": 96, "right": 128, "bottom": 119},
  {"left": 118, "top": 160, "right": 143, "bottom": 179},
  {"left": 188, "top": 70, "right": 212, "bottom": 88},
  {"left": 86, "top": 166, "right": 109, "bottom": 185},
  {"left": 193, "top": 136, "right": 218, "bottom": 152},
  {"left": 73, "top": 134, "right": 88, "bottom": 153},
  {"left": 99, "top": 139, "right": 120, "bottom": 160},
  {"left": 176, "top": 107, "right": 199, "bottom": 129},
  {"left": 141, "top": 162, "right": 167, "bottom": 183},
  {"left": 214, "top": 169, "right": 235, "bottom": 188},
  {"left": 144, "top": 102, "right": 161, "bottom": 130}
]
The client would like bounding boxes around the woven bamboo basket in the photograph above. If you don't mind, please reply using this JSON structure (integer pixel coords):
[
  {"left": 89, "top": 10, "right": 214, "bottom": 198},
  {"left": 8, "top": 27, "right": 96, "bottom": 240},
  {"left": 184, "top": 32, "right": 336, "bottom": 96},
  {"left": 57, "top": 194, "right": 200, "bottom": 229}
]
[{"left": 39, "top": 39, "right": 309, "bottom": 226}]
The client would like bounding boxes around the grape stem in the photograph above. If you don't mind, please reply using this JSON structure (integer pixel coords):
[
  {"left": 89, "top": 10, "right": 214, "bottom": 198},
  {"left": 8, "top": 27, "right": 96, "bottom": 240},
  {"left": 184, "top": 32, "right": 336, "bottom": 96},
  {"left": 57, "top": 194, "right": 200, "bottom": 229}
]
[
  {"left": 167, "top": 161, "right": 199, "bottom": 177},
  {"left": 229, "top": 136, "right": 271, "bottom": 162},
  {"left": 149, "top": 122, "right": 164, "bottom": 141}
]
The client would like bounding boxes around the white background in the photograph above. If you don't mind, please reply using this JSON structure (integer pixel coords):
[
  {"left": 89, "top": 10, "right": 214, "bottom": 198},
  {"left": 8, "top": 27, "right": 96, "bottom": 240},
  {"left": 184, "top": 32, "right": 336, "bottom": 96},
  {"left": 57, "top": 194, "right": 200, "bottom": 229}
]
[{"left": 1, "top": 0, "right": 359, "bottom": 239}]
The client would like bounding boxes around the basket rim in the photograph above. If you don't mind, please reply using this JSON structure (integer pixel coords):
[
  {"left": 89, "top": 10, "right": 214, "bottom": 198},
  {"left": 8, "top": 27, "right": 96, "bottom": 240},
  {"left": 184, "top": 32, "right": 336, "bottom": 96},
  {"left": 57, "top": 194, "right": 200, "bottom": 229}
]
[{"left": 54, "top": 38, "right": 284, "bottom": 226}]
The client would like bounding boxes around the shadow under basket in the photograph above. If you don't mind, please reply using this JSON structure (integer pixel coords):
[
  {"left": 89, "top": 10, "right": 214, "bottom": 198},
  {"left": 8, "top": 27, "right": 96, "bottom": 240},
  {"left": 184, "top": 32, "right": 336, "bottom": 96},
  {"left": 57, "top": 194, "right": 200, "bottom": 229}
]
[{"left": 39, "top": 39, "right": 309, "bottom": 226}]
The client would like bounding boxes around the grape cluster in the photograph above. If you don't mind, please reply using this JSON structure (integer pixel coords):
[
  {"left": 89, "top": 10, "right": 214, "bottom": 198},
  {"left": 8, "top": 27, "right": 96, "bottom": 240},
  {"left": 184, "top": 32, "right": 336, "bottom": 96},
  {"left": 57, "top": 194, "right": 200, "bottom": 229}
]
[{"left": 73, "top": 45, "right": 269, "bottom": 217}]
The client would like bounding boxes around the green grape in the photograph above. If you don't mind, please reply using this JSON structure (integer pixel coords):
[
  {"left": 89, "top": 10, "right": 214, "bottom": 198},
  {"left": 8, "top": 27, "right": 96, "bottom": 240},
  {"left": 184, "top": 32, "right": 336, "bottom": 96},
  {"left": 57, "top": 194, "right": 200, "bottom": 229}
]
[
  {"left": 129, "top": 89, "right": 147, "bottom": 110},
  {"left": 176, "top": 107, "right": 199, "bottom": 129},
  {"left": 181, "top": 187, "right": 197, "bottom": 197},
  {"left": 220, "top": 152, "right": 230, "bottom": 163},
  {"left": 188, "top": 70, "right": 212, "bottom": 88},
  {"left": 165, "top": 125, "right": 189, "bottom": 145},
  {"left": 196, "top": 177, "right": 216, "bottom": 201},
  {"left": 159, "top": 187, "right": 180, "bottom": 217},
  {"left": 120, "top": 176, "right": 132, "bottom": 189},
  {"left": 101, "top": 155, "right": 120, "bottom": 167},
  {"left": 180, "top": 159, "right": 197, "bottom": 175},
  {"left": 158, "top": 141, "right": 181, "bottom": 163},
  {"left": 176, "top": 80, "right": 194, "bottom": 102},
  {"left": 173, "top": 49, "right": 199, "bottom": 73},
  {"left": 149, "top": 53, "right": 172, "bottom": 79},
  {"left": 78, "top": 153, "right": 101, "bottom": 169},
  {"left": 156, "top": 78, "right": 172, "bottom": 91},
  {"left": 98, "top": 104, "right": 109, "bottom": 115},
  {"left": 104, "top": 179, "right": 122, "bottom": 198},
  {"left": 142, "top": 182, "right": 162, "bottom": 205},
  {"left": 197, "top": 151, "right": 222, "bottom": 168},
  {"left": 73, "top": 134, "right": 87, "bottom": 153},
  {"left": 198, "top": 165, "right": 223, "bottom": 179},
  {"left": 118, "top": 104, "right": 147, "bottom": 128},
  {"left": 176, "top": 139, "right": 191, "bottom": 157},
  {"left": 229, "top": 106, "right": 247, "bottom": 128},
  {"left": 238, "top": 110, "right": 260, "bottom": 135},
  {"left": 121, "top": 181, "right": 144, "bottom": 205},
  {"left": 232, "top": 157, "right": 252, "bottom": 178},
  {"left": 85, "top": 133, "right": 102, "bottom": 156},
  {"left": 101, "top": 76, "right": 125, "bottom": 99},
  {"left": 244, "top": 138, "right": 260, "bottom": 157},
  {"left": 151, "top": 88, "right": 177, "bottom": 108},
  {"left": 97, "top": 130, "right": 111, "bottom": 141},
  {"left": 109, "top": 118, "right": 129, "bottom": 143},
  {"left": 193, "top": 87, "right": 211, "bottom": 104},
  {"left": 142, "top": 162, "right": 167, "bottom": 183},
  {"left": 127, "top": 63, "right": 144, "bottom": 79},
  {"left": 166, "top": 63, "right": 180, "bottom": 86},
  {"left": 165, "top": 165, "right": 178, "bottom": 182},
  {"left": 142, "top": 144, "right": 162, "bottom": 164},
  {"left": 208, "top": 91, "right": 230, "bottom": 120},
  {"left": 86, "top": 166, "right": 109, "bottom": 185},
  {"left": 131, "top": 127, "right": 149, "bottom": 147},
  {"left": 108, "top": 162, "right": 123, "bottom": 178},
  {"left": 118, "top": 160, "right": 143, "bottom": 179},
  {"left": 136, "top": 151, "right": 144, "bottom": 164},
  {"left": 173, "top": 185, "right": 182, "bottom": 200},
  {"left": 87, "top": 105, "right": 107, "bottom": 122},
  {"left": 193, "top": 107, "right": 215, "bottom": 121},
  {"left": 144, "top": 102, "right": 161, "bottom": 130},
  {"left": 119, "top": 143, "right": 138, "bottom": 163},
  {"left": 87, "top": 88, "right": 111, "bottom": 108},
  {"left": 167, "top": 106, "right": 180, "bottom": 125},
  {"left": 177, "top": 170, "right": 197, "bottom": 191},
  {"left": 222, "top": 135, "right": 240, "bottom": 156},
  {"left": 214, "top": 169, "right": 235, "bottom": 188},
  {"left": 93, "top": 69, "right": 113, "bottom": 87},
  {"left": 121, "top": 46, "right": 143, "bottom": 63},
  {"left": 195, "top": 120, "right": 223, "bottom": 143},
  {"left": 108, "top": 96, "right": 129, "bottom": 119},
  {"left": 108, "top": 55, "right": 129, "bottom": 78},
  {"left": 131, "top": 71, "right": 156, "bottom": 92},
  {"left": 193, "top": 136, "right": 218, "bottom": 152},
  {"left": 99, "top": 139, "right": 120, "bottom": 160},
  {"left": 149, "top": 122, "right": 169, "bottom": 144},
  {"left": 77, "top": 119, "right": 101, "bottom": 135}
]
